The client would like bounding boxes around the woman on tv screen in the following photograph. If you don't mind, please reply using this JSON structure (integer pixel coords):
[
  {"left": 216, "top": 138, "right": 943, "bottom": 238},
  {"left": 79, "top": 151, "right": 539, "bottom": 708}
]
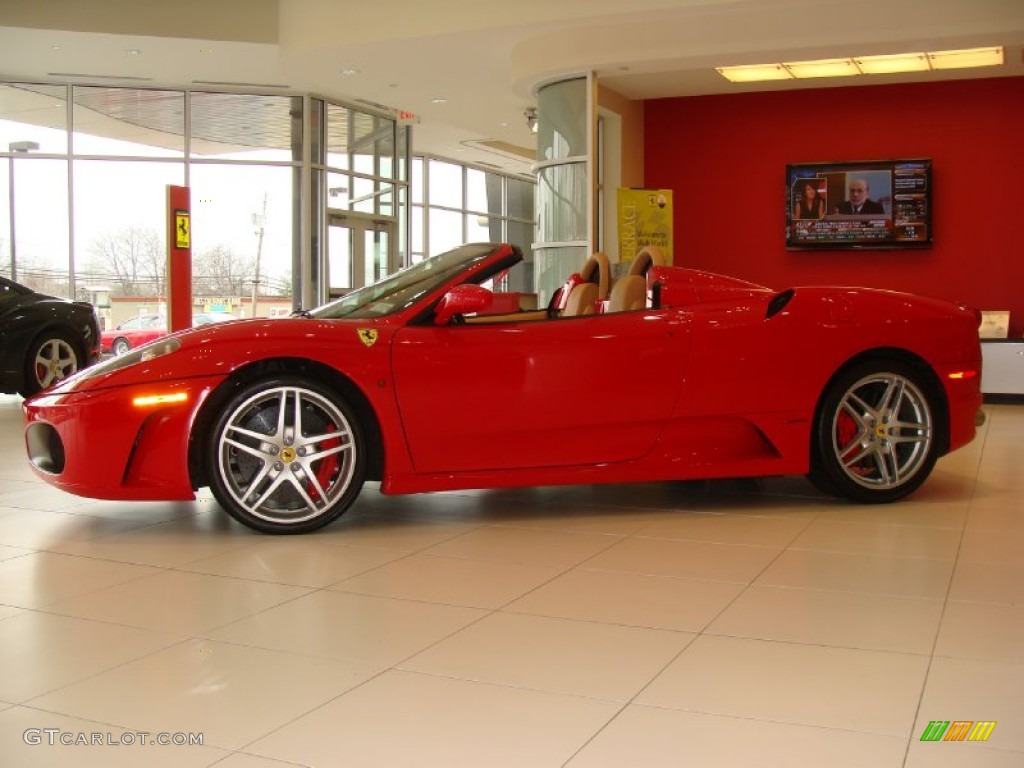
[{"left": 793, "top": 179, "right": 826, "bottom": 220}]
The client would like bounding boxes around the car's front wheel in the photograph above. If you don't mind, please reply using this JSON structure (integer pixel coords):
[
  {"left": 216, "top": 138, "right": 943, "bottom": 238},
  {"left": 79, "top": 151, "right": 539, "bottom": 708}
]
[
  {"left": 809, "top": 361, "right": 940, "bottom": 503},
  {"left": 112, "top": 337, "right": 131, "bottom": 356},
  {"left": 22, "top": 332, "right": 81, "bottom": 397},
  {"left": 207, "top": 377, "right": 366, "bottom": 533}
]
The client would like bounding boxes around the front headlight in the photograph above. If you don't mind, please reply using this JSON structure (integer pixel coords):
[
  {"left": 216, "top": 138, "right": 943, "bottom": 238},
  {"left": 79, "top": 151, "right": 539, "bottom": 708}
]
[{"left": 87, "top": 338, "right": 182, "bottom": 377}]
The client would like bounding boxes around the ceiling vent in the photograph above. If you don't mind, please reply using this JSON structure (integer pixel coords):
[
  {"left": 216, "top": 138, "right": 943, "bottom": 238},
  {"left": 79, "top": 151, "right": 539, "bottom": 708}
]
[{"left": 460, "top": 139, "right": 536, "bottom": 165}]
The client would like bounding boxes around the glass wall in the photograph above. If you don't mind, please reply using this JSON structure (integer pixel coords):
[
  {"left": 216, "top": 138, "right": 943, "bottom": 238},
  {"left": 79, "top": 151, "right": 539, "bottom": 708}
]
[
  {"left": 534, "top": 76, "right": 591, "bottom": 303},
  {"left": 2, "top": 79, "right": 533, "bottom": 322},
  {"left": 411, "top": 156, "right": 535, "bottom": 294},
  {"left": 73, "top": 159, "right": 183, "bottom": 300},
  {"left": 0, "top": 82, "right": 311, "bottom": 327},
  {"left": 189, "top": 164, "right": 295, "bottom": 302},
  {"left": 325, "top": 105, "right": 401, "bottom": 218},
  {"left": 0, "top": 83, "right": 69, "bottom": 288},
  {"left": 3, "top": 157, "right": 68, "bottom": 293}
]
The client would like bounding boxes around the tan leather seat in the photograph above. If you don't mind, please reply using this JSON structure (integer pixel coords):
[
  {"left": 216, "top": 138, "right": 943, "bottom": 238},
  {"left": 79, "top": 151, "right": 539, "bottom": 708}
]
[
  {"left": 562, "top": 252, "right": 610, "bottom": 317},
  {"left": 562, "top": 281, "right": 599, "bottom": 316},
  {"left": 607, "top": 274, "right": 646, "bottom": 313},
  {"left": 607, "top": 246, "right": 666, "bottom": 312}
]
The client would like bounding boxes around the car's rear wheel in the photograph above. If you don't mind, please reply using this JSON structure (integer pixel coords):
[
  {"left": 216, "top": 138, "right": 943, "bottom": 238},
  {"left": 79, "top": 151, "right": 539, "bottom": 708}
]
[
  {"left": 112, "top": 337, "right": 130, "bottom": 356},
  {"left": 207, "top": 377, "right": 365, "bottom": 533},
  {"left": 22, "top": 332, "right": 80, "bottom": 397},
  {"left": 809, "top": 361, "right": 940, "bottom": 503}
]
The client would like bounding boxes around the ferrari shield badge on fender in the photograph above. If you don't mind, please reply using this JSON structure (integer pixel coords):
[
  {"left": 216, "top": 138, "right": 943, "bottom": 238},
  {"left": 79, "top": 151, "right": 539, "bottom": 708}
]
[{"left": 357, "top": 329, "right": 378, "bottom": 348}]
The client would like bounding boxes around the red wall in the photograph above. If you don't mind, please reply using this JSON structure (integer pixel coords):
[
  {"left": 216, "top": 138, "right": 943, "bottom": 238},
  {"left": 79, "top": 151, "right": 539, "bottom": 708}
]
[{"left": 644, "top": 76, "right": 1024, "bottom": 337}]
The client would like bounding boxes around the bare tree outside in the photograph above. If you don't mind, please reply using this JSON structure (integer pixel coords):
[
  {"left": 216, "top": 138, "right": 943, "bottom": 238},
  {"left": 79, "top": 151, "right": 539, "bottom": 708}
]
[
  {"left": 192, "top": 245, "right": 254, "bottom": 297},
  {"left": 89, "top": 226, "right": 164, "bottom": 297},
  {"left": 258, "top": 269, "right": 292, "bottom": 296},
  {"left": 3, "top": 250, "right": 71, "bottom": 295}
]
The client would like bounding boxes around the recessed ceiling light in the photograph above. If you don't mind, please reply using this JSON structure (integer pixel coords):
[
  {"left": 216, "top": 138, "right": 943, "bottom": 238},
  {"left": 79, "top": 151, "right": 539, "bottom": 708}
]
[
  {"left": 340, "top": 67, "right": 361, "bottom": 76},
  {"left": 125, "top": 49, "right": 142, "bottom": 56},
  {"left": 431, "top": 97, "right": 447, "bottom": 104}
]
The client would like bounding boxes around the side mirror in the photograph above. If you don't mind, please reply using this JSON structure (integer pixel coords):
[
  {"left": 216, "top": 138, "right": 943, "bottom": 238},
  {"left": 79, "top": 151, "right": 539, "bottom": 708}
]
[{"left": 433, "top": 284, "right": 494, "bottom": 325}]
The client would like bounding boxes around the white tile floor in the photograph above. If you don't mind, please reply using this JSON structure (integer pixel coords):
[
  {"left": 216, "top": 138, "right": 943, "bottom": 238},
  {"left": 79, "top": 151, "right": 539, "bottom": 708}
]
[{"left": 0, "top": 393, "right": 1021, "bottom": 767}]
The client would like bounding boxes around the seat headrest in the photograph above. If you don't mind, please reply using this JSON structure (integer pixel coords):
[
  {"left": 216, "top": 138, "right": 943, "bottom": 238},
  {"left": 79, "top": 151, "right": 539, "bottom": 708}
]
[
  {"left": 579, "top": 252, "right": 611, "bottom": 299},
  {"left": 628, "top": 246, "right": 667, "bottom": 276}
]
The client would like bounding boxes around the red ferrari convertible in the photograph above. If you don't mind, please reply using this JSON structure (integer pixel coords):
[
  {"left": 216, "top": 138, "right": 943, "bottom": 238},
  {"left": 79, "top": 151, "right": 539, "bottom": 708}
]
[{"left": 22, "top": 243, "right": 983, "bottom": 534}]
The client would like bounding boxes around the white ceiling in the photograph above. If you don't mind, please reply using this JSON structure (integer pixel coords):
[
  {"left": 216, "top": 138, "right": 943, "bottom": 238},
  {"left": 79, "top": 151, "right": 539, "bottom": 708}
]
[{"left": 1, "top": 0, "right": 1022, "bottom": 175}]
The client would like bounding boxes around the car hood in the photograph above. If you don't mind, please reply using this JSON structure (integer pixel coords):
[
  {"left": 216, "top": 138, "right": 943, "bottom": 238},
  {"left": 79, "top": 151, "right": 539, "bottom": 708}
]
[{"left": 35, "top": 315, "right": 394, "bottom": 395}]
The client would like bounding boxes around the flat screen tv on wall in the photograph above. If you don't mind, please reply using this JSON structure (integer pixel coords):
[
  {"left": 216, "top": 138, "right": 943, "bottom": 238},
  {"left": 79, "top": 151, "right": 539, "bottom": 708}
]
[{"left": 786, "top": 159, "right": 932, "bottom": 250}]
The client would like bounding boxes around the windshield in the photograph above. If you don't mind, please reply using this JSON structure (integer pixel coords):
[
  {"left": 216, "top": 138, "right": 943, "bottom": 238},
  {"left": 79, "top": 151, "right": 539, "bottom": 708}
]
[{"left": 309, "top": 243, "right": 509, "bottom": 320}]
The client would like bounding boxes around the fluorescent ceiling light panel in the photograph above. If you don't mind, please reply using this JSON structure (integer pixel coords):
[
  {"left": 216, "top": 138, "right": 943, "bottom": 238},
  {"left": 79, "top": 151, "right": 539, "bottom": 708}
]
[
  {"left": 928, "top": 46, "right": 1004, "bottom": 70},
  {"left": 854, "top": 52, "right": 929, "bottom": 74},
  {"left": 715, "top": 46, "right": 1004, "bottom": 83},
  {"left": 715, "top": 63, "right": 792, "bottom": 82},
  {"left": 784, "top": 58, "right": 859, "bottom": 78}
]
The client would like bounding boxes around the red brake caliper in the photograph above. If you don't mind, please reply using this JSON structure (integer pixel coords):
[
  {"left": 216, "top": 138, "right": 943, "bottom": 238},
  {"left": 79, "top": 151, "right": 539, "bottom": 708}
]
[
  {"left": 836, "top": 409, "right": 868, "bottom": 475},
  {"left": 308, "top": 424, "right": 340, "bottom": 502}
]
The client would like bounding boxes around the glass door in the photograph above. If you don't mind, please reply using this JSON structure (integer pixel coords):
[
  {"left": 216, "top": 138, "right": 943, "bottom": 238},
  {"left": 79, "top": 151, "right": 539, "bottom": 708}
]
[{"left": 326, "top": 211, "right": 395, "bottom": 299}]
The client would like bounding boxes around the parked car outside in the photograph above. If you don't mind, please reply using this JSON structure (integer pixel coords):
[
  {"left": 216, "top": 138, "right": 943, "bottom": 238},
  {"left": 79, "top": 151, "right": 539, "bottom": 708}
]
[
  {"left": 102, "top": 311, "right": 239, "bottom": 355},
  {"left": 191, "top": 311, "right": 238, "bottom": 326},
  {"left": 101, "top": 314, "right": 165, "bottom": 356},
  {"left": 0, "top": 275, "right": 101, "bottom": 397}
]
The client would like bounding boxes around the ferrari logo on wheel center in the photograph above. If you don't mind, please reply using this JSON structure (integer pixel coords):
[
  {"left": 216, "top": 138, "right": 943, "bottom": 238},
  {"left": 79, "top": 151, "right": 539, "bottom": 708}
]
[{"left": 280, "top": 446, "right": 297, "bottom": 463}]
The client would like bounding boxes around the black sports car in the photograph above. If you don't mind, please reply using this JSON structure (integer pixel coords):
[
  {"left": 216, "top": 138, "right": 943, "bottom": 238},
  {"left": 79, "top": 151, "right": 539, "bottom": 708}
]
[{"left": 0, "top": 276, "right": 100, "bottom": 397}]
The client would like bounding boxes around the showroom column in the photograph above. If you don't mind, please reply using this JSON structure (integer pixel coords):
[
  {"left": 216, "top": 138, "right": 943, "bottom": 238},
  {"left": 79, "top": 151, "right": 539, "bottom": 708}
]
[{"left": 533, "top": 75, "right": 598, "bottom": 303}]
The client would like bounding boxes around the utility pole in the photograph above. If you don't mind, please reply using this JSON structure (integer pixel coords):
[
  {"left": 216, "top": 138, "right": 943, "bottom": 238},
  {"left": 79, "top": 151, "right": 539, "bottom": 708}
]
[{"left": 251, "top": 192, "right": 267, "bottom": 318}]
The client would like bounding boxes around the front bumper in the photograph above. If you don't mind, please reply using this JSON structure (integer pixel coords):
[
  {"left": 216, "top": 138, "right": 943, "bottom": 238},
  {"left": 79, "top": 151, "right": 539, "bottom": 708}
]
[{"left": 23, "top": 375, "right": 224, "bottom": 501}]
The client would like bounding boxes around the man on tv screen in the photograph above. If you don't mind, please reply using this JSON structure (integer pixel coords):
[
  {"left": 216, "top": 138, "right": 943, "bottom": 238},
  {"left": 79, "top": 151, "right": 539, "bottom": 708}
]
[{"left": 836, "top": 178, "right": 885, "bottom": 214}]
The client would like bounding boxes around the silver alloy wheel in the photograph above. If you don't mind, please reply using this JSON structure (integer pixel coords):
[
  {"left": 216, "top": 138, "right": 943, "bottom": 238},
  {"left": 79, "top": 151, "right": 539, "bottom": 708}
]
[
  {"left": 113, "top": 338, "right": 130, "bottom": 355},
  {"left": 33, "top": 338, "right": 79, "bottom": 389},
  {"left": 215, "top": 385, "right": 358, "bottom": 526},
  {"left": 830, "top": 372, "right": 933, "bottom": 490}
]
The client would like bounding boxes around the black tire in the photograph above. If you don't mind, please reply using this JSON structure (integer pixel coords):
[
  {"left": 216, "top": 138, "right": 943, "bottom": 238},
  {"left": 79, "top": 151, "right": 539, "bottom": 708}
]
[
  {"left": 809, "top": 360, "right": 940, "bottom": 503},
  {"left": 804, "top": 469, "right": 842, "bottom": 498},
  {"left": 112, "top": 337, "right": 131, "bottom": 356},
  {"left": 21, "top": 332, "right": 81, "bottom": 397},
  {"left": 206, "top": 376, "right": 366, "bottom": 533}
]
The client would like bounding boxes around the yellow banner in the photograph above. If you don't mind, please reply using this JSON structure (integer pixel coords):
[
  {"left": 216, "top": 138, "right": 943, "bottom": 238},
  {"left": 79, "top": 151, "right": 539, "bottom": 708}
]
[{"left": 617, "top": 188, "right": 673, "bottom": 263}]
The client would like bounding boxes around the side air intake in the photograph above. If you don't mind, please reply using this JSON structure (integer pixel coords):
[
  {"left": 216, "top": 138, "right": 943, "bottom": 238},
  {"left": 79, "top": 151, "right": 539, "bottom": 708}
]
[{"left": 766, "top": 289, "right": 795, "bottom": 319}]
